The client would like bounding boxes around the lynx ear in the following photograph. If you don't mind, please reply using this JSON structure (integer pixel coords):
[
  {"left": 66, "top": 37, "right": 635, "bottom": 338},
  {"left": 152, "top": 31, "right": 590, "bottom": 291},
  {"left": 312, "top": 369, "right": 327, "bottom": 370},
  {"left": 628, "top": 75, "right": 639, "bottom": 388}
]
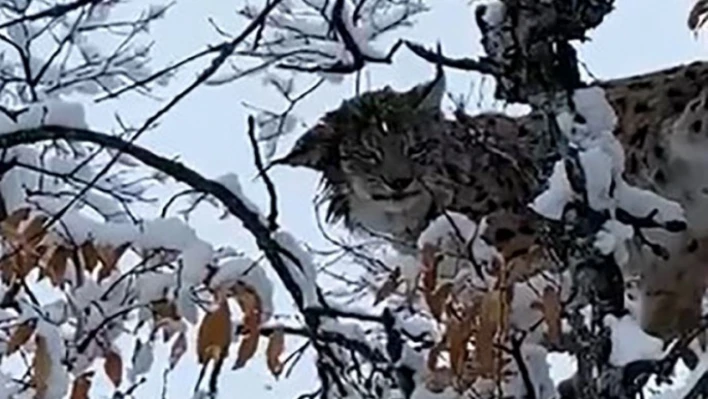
[
  {"left": 413, "top": 64, "right": 446, "bottom": 113},
  {"left": 272, "top": 122, "right": 339, "bottom": 171}
]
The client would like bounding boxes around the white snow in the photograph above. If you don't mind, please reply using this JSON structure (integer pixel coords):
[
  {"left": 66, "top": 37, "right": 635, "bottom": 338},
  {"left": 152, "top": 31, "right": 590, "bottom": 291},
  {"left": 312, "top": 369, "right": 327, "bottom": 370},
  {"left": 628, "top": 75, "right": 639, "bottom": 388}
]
[
  {"left": 533, "top": 85, "right": 686, "bottom": 269},
  {"left": 128, "top": 339, "right": 154, "bottom": 382},
  {"left": 654, "top": 354, "right": 707, "bottom": 399},
  {"left": 594, "top": 220, "right": 634, "bottom": 266},
  {"left": 35, "top": 321, "right": 69, "bottom": 399},
  {"left": 417, "top": 211, "right": 479, "bottom": 250},
  {"left": 273, "top": 231, "right": 319, "bottom": 308},
  {"left": 0, "top": 100, "right": 88, "bottom": 135},
  {"left": 180, "top": 240, "right": 213, "bottom": 286},
  {"left": 382, "top": 249, "right": 421, "bottom": 287},
  {"left": 578, "top": 145, "right": 615, "bottom": 211},
  {"left": 604, "top": 314, "right": 664, "bottom": 366},
  {"left": 235, "top": 0, "right": 425, "bottom": 80},
  {"left": 529, "top": 160, "right": 574, "bottom": 220},
  {"left": 209, "top": 257, "right": 274, "bottom": 322},
  {"left": 571, "top": 87, "right": 619, "bottom": 141},
  {"left": 215, "top": 173, "right": 264, "bottom": 218},
  {"left": 478, "top": 0, "right": 506, "bottom": 26},
  {"left": 615, "top": 181, "right": 686, "bottom": 225},
  {"left": 417, "top": 212, "right": 498, "bottom": 263},
  {"left": 137, "top": 272, "right": 175, "bottom": 303}
]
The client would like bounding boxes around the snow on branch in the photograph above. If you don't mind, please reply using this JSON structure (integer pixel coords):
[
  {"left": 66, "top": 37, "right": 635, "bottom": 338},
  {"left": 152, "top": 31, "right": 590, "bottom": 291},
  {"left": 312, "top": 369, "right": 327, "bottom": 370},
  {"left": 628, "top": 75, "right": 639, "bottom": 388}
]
[
  {"left": 0, "top": 0, "right": 172, "bottom": 104},
  {"left": 232, "top": 0, "right": 426, "bottom": 78},
  {"left": 531, "top": 86, "right": 687, "bottom": 266}
]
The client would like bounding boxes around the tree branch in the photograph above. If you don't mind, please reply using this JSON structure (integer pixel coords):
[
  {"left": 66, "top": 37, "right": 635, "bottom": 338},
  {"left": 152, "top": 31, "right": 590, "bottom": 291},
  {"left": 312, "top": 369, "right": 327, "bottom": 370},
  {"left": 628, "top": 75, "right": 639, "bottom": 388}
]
[{"left": 0, "top": 125, "right": 307, "bottom": 310}]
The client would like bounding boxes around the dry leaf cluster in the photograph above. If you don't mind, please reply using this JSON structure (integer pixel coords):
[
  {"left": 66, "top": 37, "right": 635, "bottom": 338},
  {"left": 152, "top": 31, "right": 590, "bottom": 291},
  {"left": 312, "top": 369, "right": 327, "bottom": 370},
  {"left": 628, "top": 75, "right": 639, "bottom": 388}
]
[{"left": 374, "top": 241, "right": 564, "bottom": 395}]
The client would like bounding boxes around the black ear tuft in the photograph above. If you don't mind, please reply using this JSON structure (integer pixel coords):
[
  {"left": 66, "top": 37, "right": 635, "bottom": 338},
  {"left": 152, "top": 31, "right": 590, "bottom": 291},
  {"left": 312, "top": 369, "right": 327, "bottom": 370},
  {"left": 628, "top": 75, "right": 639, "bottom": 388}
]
[
  {"left": 411, "top": 63, "right": 446, "bottom": 113},
  {"left": 271, "top": 122, "right": 339, "bottom": 171}
]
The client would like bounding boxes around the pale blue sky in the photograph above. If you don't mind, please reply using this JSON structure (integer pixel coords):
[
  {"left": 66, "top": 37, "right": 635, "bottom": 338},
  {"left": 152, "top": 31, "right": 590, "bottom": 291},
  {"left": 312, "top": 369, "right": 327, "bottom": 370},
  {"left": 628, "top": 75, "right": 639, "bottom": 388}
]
[{"left": 81, "top": 0, "right": 706, "bottom": 397}]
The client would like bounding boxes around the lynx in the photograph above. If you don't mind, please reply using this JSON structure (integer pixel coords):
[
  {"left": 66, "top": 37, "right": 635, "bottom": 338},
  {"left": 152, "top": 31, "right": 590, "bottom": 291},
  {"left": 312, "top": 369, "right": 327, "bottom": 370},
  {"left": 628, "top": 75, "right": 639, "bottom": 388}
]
[{"left": 279, "top": 61, "right": 708, "bottom": 341}]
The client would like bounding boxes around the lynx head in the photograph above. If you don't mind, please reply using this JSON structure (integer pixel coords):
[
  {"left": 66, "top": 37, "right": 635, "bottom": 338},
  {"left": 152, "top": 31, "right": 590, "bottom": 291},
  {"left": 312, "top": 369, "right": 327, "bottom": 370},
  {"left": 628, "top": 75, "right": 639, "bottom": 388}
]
[{"left": 278, "top": 69, "right": 450, "bottom": 236}]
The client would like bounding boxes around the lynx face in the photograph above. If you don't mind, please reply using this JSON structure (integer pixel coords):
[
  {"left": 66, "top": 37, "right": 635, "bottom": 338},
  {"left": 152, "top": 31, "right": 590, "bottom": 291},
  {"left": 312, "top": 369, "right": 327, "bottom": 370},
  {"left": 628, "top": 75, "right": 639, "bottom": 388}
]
[
  {"left": 279, "top": 69, "right": 453, "bottom": 237},
  {"left": 338, "top": 101, "right": 446, "bottom": 210}
]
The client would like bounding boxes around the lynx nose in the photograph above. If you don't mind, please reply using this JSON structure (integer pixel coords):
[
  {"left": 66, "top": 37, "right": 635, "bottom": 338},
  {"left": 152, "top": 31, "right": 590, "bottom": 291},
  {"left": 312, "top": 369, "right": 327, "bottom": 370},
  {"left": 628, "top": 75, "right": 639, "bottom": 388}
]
[{"left": 386, "top": 177, "right": 413, "bottom": 191}]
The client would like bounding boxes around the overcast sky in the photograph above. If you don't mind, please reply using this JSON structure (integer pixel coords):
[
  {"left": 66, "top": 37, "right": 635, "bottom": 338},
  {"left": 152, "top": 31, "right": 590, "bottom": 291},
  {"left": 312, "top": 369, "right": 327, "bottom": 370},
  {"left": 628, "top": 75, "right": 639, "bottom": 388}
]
[{"left": 79, "top": 0, "right": 706, "bottom": 397}]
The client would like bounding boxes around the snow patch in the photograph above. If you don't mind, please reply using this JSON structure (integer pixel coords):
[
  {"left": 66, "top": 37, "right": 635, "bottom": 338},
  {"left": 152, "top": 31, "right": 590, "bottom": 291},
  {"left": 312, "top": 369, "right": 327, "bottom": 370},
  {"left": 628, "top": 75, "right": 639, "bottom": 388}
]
[
  {"left": 605, "top": 314, "right": 664, "bottom": 366},
  {"left": 0, "top": 100, "right": 87, "bottom": 135}
]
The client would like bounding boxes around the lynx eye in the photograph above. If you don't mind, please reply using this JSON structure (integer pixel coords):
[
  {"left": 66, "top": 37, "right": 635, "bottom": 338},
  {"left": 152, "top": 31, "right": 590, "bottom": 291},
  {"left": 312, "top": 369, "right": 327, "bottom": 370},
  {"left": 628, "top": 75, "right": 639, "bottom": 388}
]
[
  {"left": 355, "top": 150, "right": 381, "bottom": 164},
  {"left": 407, "top": 142, "right": 428, "bottom": 159}
]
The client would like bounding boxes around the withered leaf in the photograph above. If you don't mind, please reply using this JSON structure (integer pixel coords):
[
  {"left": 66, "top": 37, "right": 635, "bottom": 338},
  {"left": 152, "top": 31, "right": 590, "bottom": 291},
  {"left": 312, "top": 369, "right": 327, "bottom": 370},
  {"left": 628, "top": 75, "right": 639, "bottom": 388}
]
[
  {"left": 45, "top": 246, "right": 71, "bottom": 287},
  {"left": 21, "top": 215, "right": 48, "bottom": 249},
  {"left": 0, "top": 207, "right": 31, "bottom": 233},
  {"left": 541, "top": 286, "right": 562, "bottom": 345},
  {"left": 104, "top": 350, "right": 123, "bottom": 388},
  {"left": 151, "top": 300, "right": 179, "bottom": 322},
  {"left": 426, "top": 282, "right": 453, "bottom": 322},
  {"left": 25, "top": 245, "right": 47, "bottom": 273},
  {"left": 0, "top": 255, "right": 13, "bottom": 284},
  {"left": 33, "top": 335, "right": 51, "bottom": 399},
  {"left": 426, "top": 340, "right": 445, "bottom": 371},
  {"left": 69, "top": 372, "right": 94, "bottom": 399},
  {"left": 446, "top": 319, "right": 470, "bottom": 377},
  {"left": 196, "top": 298, "right": 232, "bottom": 364},
  {"left": 7, "top": 319, "right": 36, "bottom": 355},
  {"left": 80, "top": 242, "right": 99, "bottom": 273},
  {"left": 0, "top": 207, "right": 30, "bottom": 239},
  {"left": 234, "top": 285, "right": 260, "bottom": 335},
  {"left": 97, "top": 243, "right": 129, "bottom": 283},
  {"left": 266, "top": 328, "right": 285, "bottom": 377},
  {"left": 13, "top": 250, "right": 35, "bottom": 280},
  {"left": 233, "top": 331, "right": 259, "bottom": 370},
  {"left": 476, "top": 291, "right": 502, "bottom": 376}
]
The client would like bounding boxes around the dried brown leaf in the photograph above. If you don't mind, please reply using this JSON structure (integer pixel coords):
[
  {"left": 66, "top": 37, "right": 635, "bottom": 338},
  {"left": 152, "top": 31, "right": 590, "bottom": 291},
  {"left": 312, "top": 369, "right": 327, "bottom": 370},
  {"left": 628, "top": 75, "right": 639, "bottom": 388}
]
[
  {"left": 104, "top": 350, "right": 123, "bottom": 388},
  {"left": 426, "top": 340, "right": 444, "bottom": 371},
  {"left": 97, "top": 243, "right": 129, "bottom": 283},
  {"left": 234, "top": 285, "right": 261, "bottom": 335},
  {"left": 32, "top": 335, "right": 51, "bottom": 399},
  {"left": 196, "top": 298, "right": 232, "bottom": 364},
  {"left": 45, "top": 246, "right": 70, "bottom": 287},
  {"left": 0, "top": 256, "right": 13, "bottom": 284},
  {"left": 234, "top": 331, "right": 259, "bottom": 370},
  {"left": 541, "top": 286, "right": 562, "bottom": 345},
  {"left": 447, "top": 319, "right": 470, "bottom": 377},
  {"left": 151, "top": 300, "right": 179, "bottom": 322},
  {"left": 266, "top": 328, "right": 285, "bottom": 377},
  {"left": 21, "top": 215, "right": 48, "bottom": 249},
  {"left": 25, "top": 245, "right": 47, "bottom": 271},
  {"left": 70, "top": 372, "right": 94, "bottom": 399},
  {"left": 7, "top": 319, "right": 36, "bottom": 355},
  {"left": 0, "top": 207, "right": 30, "bottom": 239},
  {"left": 427, "top": 282, "right": 453, "bottom": 321},
  {"left": 476, "top": 291, "right": 501, "bottom": 376},
  {"left": 80, "top": 242, "right": 99, "bottom": 273},
  {"left": 12, "top": 251, "right": 33, "bottom": 280}
]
